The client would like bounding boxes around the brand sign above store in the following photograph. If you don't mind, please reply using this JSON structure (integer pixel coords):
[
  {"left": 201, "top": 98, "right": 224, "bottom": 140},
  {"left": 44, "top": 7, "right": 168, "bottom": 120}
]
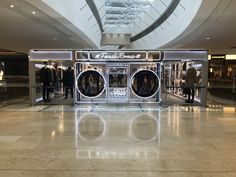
[
  {"left": 91, "top": 51, "right": 145, "bottom": 60},
  {"left": 75, "top": 50, "right": 161, "bottom": 61}
]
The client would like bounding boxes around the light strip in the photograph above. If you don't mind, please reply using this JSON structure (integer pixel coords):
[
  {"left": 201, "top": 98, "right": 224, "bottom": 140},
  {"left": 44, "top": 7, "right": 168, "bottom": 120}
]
[
  {"left": 226, "top": 55, "right": 236, "bottom": 60},
  {"left": 208, "top": 55, "right": 236, "bottom": 60}
]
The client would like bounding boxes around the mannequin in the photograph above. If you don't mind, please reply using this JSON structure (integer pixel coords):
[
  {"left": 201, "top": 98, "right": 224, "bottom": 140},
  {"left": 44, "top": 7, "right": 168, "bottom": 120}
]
[
  {"left": 40, "top": 62, "right": 52, "bottom": 102},
  {"left": 185, "top": 63, "right": 197, "bottom": 103},
  {"left": 63, "top": 67, "right": 74, "bottom": 99}
]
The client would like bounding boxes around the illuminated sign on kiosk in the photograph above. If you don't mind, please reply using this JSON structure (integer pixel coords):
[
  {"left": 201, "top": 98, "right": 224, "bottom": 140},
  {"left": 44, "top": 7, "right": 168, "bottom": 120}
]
[
  {"left": 91, "top": 51, "right": 146, "bottom": 60},
  {"left": 75, "top": 51, "right": 161, "bottom": 61}
]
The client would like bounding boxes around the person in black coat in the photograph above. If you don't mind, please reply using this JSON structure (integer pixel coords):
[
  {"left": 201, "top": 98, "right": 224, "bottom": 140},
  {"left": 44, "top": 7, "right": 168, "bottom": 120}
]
[
  {"left": 185, "top": 63, "right": 197, "bottom": 103},
  {"left": 40, "top": 62, "right": 52, "bottom": 102},
  {"left": 63, "top": 67, "right": 74, "bottom": 99}
]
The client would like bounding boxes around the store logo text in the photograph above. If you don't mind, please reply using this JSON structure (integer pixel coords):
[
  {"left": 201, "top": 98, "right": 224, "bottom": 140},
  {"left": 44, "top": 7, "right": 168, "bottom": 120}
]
[{"left": 94, "top": 52, "right": 142, "bottom": 59}]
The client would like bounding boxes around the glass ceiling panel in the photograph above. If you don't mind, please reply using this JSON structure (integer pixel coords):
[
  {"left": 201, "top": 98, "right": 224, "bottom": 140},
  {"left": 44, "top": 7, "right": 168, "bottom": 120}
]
[{"left": 102, "top": 0, "right": 171, "bottom": 34}]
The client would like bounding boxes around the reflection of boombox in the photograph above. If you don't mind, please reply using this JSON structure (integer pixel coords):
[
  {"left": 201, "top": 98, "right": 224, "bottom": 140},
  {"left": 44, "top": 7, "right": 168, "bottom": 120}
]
[
  {"left": 75, "top": 112, "right": 160, "bottom": 142},
  {"left": 74, "top": 111, "right": 161, "bottom": 159}
]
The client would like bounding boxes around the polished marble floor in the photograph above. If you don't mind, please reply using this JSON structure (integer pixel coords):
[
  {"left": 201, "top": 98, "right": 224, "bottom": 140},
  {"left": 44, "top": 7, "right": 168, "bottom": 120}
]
[{"left": 0, "top": 104, "right": 236, "bottom": 177}]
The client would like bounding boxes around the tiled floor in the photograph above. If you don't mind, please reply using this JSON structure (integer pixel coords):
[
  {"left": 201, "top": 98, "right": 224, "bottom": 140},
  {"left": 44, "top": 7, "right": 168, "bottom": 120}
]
[{"left": 0, "top": 104, "right": 236, "bottom": 177}]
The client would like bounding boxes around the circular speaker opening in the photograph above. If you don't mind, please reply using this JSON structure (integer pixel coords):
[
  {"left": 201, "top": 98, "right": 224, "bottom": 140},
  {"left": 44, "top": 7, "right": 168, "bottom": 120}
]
[
  {"left": 76, "top": 70, "right": 106, "bottom": 98},
  {"left": 131, "top": 69, "right": 160, "bottom": 98}
]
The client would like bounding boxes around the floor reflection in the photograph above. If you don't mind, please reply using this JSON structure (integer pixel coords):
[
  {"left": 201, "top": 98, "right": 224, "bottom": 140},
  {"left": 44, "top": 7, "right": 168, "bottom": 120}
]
[
  {"left": 77, "top": 113, "right": 105, "bottom": 141},
  {"left": 1, "top": 105, "right": 236, "bottom": 176},
  {"left": 75, "top": 110, "right": 161, "bottom": 159},
  {"left": 130, "top": 113, "right": 159, "bottom": 142}
]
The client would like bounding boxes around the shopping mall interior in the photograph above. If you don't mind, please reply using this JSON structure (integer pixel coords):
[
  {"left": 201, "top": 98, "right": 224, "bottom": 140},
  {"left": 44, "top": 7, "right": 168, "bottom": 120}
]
[{"left": 0, "top": 0, "right": 236, "bottom": 177}]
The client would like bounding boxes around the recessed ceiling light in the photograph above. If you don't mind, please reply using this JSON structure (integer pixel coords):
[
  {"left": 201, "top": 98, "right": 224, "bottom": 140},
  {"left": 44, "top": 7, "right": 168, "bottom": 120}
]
[
  {"left": 32, "top": 11, "right": 36, "bottom": 14},
  {"left": 10, "top": 5, "right": 14, "bottom": 8},
  {"left": 206, "top": 37, "right": 210, "bottom": 40}
]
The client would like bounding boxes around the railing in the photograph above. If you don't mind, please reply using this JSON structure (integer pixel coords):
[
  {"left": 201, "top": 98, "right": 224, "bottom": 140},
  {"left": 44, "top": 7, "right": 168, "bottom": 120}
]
[
  {"left": 162, "top": 86, "right": 206, "bottom": 106},
  {"left": 0, "top": 75, "right": 29, "bottom": 104},
  {"left": 30, "top": 84, "right": 74, "bottom": 105}
]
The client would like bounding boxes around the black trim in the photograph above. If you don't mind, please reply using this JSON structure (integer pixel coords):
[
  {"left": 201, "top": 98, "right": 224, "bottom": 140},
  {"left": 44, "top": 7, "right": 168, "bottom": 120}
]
[
  {"left": 85, "top": 0, "right": 104, "bottom": 33},
  {"left": 130, "top": 0, "right": 181, "bottom": 42}
]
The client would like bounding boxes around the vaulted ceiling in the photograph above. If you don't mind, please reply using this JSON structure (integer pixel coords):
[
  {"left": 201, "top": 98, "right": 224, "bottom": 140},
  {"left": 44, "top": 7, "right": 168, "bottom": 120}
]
[{"left": 0, "top": 0, "right": 236, "bottom": 54}]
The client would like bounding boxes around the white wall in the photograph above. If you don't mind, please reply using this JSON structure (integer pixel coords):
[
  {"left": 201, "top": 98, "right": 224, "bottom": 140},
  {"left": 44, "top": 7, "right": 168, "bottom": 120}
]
[
  {"left": 26, "top": 0, "right": 102, "bottom": 48},
  {"left": 160, "top": 0, "right": 223, "bottom": 49},
  {"left": 129, "top": 0, "right": 203, "bottom": 49}
]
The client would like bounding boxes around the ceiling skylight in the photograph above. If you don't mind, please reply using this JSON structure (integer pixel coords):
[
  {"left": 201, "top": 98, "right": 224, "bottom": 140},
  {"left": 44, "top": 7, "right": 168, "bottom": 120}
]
[{"left": 103, "top": 0, "right": 154, "bottom": 34}]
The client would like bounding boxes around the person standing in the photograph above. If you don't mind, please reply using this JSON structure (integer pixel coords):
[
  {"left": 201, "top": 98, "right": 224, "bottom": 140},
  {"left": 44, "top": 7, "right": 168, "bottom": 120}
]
[
  {"left": 185, "top": 63, "right": 197, "bottom": 103},
  {"left": 63, "top": 67, "right": 74, "bottom": 99},
  {"left": 117, "top": 74, "right": 123, "bottom": 86},
  {"left": 40, "top": 62, "right": 52, "bottom": 102}
]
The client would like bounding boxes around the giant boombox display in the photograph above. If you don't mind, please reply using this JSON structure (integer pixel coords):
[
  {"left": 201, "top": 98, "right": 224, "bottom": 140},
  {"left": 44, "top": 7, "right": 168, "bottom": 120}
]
[
  {"left": 75, "top": 64, "right": 161, "bottom": 104},
  {"left": 75, "top": 50, "right": 161, "bottom": 104}
]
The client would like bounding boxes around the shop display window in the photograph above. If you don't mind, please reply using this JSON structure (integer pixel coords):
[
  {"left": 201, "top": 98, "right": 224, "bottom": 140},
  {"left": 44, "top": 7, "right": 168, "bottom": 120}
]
[{"left": 164, "top": 61, "right": 202, "bottom": 102}]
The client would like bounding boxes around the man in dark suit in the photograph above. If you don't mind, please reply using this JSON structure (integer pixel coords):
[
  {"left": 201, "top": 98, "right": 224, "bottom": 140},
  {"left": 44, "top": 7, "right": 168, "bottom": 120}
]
[
  {"left": 185, "top": 63, "right": 197, "bottom": 103},
  {"left": 40, "top": 62, "right": 52, "bottom": 102},
  {"left": 63, "top": 67, "right": 74, "bottom": 99}
]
